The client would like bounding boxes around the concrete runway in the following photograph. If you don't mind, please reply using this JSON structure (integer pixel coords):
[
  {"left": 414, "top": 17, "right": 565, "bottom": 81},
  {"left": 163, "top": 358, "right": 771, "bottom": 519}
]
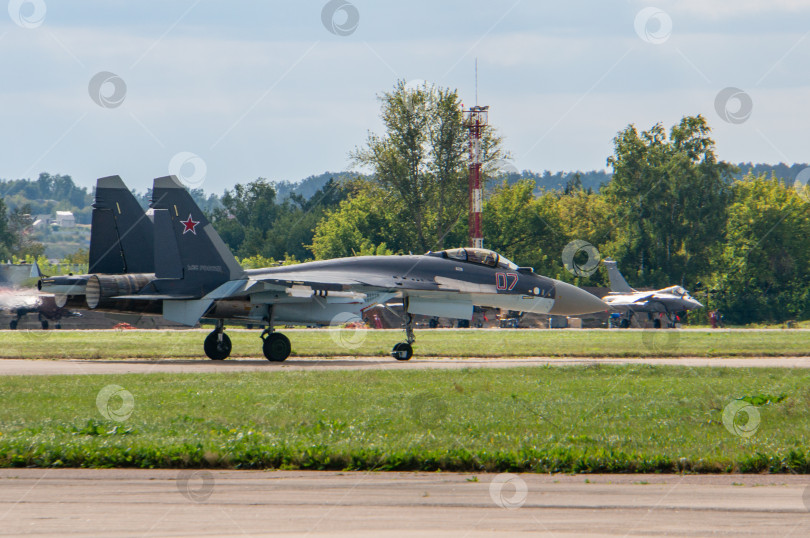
[
  {"left": 1, "top": 355, "right": 810, "bottom": 375},
  {"left": 1, "top": 470, "right": 808, "bottom": 536}
]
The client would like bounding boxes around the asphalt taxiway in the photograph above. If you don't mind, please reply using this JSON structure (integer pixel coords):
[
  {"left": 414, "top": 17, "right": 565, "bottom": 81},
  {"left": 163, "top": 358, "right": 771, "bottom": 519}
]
[
  {"left": 0, "top": 355, "right": 809, "bottom": 375},
  {"left": 1, "top": 470, "right": 808, "bottom": 536}
]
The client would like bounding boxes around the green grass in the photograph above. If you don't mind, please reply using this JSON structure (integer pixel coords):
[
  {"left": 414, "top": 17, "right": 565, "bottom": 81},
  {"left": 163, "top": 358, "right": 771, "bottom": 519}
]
[
  {"left": 1, "top": 366, "right": 809, "bottom": 472},
  {"left": 0, "top": 328, "right": 808, "bottom": 359}
]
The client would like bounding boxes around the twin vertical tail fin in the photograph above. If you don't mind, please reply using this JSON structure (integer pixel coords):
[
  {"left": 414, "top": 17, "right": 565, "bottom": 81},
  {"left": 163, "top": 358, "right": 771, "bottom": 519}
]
[
  {"left": 89, "top": 175, "right": 155, "bottom": 274},
  {"left": 602, "top": 258, "right": 636, "bottom": 293},
  {"left": 150, "top": 175, "right": 243, "bottom": 290}
]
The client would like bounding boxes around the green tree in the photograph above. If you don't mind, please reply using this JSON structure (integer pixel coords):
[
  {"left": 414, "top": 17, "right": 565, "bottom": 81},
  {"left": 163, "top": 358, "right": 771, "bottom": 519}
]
[
  {"left": 710, "top": 174, "right": 810, "bottom": 323},
  {"left": 351, "top": 80, "right": 506, "bottom": 253},
  {"left": 603, "top": 115, "right": 733, "bottom": 287}
]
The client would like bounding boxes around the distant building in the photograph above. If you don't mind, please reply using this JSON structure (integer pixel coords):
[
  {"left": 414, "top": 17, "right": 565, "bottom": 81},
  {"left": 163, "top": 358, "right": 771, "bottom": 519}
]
[{"left": 54, "top": 211, "right": 75, "bottom": 228}]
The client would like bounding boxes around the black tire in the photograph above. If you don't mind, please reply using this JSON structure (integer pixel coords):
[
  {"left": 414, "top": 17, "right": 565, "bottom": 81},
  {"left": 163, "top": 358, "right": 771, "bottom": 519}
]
[
  {"left": 262, "top": 332, "right": 291, "bottom": 362},
  {"left": 653, "top": 319, "right": 662, "bottom": 329},
  {"left": 619, "top": 319, "right": 630, "bottom": 329},
  {"left": 55, "top": 323, "right": 61, "bottom": 329},
  {"left": 41, "top": 320, "right": 49, "bottom": 330},
  {"left": 204, "top": 331, "right": 231, "bottom": 360},
  {"left": 391, "top": 342, "right": 413, "bottom": 361},
  {"left": 9, "top": 319, "right": 18, "bottom": 330}
]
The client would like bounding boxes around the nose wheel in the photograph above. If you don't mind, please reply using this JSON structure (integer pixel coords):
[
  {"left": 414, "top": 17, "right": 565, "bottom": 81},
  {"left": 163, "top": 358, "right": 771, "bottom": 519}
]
[{"left": 390, "top": 312, "right": 415, "bottom": 360}]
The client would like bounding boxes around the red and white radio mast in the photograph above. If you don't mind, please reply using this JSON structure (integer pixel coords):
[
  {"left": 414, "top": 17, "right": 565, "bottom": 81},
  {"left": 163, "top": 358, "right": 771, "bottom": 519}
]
[
  {"left": 462, "top": 59, "right": 488, "bottom": 249},
  {"left": 462, "top": 104, "right": 488, "bottom": 249}
]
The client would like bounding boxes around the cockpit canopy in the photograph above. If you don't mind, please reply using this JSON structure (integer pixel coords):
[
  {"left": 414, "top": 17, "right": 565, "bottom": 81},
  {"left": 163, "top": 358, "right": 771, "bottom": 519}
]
[
  {"left": 429, "top": 248, "right": 519, "bottom": 270},
  {"left": 660, "top": 285, "right": 689, "bottom": 297}
]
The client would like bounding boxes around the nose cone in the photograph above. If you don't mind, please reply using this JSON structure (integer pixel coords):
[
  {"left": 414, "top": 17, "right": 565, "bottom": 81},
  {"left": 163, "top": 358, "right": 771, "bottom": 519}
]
[
  {"left": 689, "top": 298, "right": 704, "bottom": 309},
  {"left": 548, "top": 280, "right": 608, "bottom": 315}
]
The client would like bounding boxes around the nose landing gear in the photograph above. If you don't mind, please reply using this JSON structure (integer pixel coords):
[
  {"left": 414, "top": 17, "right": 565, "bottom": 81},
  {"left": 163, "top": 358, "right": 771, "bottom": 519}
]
[{"left": 391, "top": 312, "right": 415, "bottom": 361}]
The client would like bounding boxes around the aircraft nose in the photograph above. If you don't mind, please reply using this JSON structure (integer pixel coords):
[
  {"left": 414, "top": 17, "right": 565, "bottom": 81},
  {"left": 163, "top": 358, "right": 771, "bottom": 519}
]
[{"left": 548, "top": 280, "right": 608, "bottom": 315}]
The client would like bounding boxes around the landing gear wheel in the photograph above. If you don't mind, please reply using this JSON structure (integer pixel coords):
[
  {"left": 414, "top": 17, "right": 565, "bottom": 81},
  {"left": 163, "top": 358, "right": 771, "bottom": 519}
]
[
  {"left": 391, "top": 342, "right": 413, "bottom": 361},
  {"left": 619, "top": 319, "right": 630, "bottom": 329},
  {"left": 40, "top": 320, "right": 49, "bottom": 330},
  {"left": 262, "top": 332, "right": 291, "bottom": 362},
  {"left": 204, "top": 331, "right": 232, "bottom": 360},
  {"left": 653, "top": 319, "right": 662, "bottom": 329},
  {"left": 9, "top": 319, "right": 18, "bottom": 330}
]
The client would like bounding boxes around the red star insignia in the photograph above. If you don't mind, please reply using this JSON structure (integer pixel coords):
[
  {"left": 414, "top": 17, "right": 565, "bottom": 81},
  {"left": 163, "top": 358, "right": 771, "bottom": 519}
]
[{"left": 181, "top": 214, "right": 199, "bottom": 235}]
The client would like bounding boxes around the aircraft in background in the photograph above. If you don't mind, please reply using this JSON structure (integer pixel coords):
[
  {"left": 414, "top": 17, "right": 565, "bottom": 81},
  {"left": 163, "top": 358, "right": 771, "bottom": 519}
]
[
  {"left": 0, "top": 263, "right": 77, "bottom": 329},
  {"left": 41, "top": 175, "right": 607, "bottom": 361},
  {"left": 601, "top": 258, "right": 703, "bottom": 328}
]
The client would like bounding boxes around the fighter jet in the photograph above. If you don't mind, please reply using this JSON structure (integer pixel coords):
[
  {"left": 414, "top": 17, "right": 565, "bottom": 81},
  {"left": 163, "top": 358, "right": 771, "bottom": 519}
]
[
  {"left": 40, "top": 175, "right": 608, "bottom": 361},
  {"left": 601, "top": 258, "right": 703, "bottom": 328},
  {"left": 0, "top": 262, "right": 77, "bottom": 329}
]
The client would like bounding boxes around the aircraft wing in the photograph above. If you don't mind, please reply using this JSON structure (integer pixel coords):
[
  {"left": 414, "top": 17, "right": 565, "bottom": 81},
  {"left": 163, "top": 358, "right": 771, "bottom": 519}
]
[
  {"left": 245, "top": 269, "right": 442, "bottom": 294},
  {"left": 606, "top": 292, "right": 656, "bottom": 306}
]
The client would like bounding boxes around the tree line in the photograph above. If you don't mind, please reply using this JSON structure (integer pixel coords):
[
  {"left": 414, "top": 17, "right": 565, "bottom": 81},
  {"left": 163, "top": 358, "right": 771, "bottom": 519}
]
[{"left": 1, "top": 80, "right": 807, "bottom": 324}]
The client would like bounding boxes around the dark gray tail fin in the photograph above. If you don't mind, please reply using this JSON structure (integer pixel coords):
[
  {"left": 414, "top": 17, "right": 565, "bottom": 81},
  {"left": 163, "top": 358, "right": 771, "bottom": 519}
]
[
  {"left": 150, "top": 175, "right": 243, "bottom": 291},
  {"left": 89, "top": 176, "right": 155, "bottom": 274},
  {"left": 602, "top": 258, "right": 635, "bottom": 293}
]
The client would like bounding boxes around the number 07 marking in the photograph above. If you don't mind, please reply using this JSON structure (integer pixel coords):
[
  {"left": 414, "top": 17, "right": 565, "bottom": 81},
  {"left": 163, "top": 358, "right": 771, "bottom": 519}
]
[{"left": 496, "top": 272, "right": 519, "bottom": 290}]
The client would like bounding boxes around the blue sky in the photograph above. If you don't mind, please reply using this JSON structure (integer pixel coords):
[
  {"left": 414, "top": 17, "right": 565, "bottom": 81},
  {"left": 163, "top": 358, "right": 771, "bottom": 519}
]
[{"left": 1, "top": 0, "right": 808, "bottom": 193}]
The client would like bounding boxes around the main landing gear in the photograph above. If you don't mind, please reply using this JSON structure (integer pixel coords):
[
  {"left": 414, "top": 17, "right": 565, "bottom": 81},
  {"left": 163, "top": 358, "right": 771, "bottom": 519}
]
[
  {"left": 391, "top": 313, "right": 415, "bottom": 361},
  {"left": 204, "top": 319, "right": 232, "bottom": 360},
  {"left": 261, "top": 328, "right": 291, "bottom": 362}
]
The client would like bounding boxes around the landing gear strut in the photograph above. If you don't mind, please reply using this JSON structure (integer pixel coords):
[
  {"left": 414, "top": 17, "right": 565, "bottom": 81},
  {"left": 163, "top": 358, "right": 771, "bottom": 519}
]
[
  {"left": 391, "top": 313, "right": 415, "bottom": 361},
  {"left": 204, "top": 319, "right": 231, "bottom": 360},
  {"left": 261, "top": 309, "right": 291, "bottom": 362}
]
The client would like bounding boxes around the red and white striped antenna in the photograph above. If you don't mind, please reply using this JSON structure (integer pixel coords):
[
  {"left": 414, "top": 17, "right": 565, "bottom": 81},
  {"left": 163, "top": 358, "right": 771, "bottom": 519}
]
[{"left": 463, "top": 59, "right": 488, "bottom": 249}]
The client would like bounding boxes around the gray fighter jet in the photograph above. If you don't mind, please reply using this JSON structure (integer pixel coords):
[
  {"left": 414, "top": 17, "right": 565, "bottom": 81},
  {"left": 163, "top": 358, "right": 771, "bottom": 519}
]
[
  {"left": 602, "top": 258, "right": 702, "bottom": 328},
  {"left": 41, "top": 175, "right": 607, "bottom": 361}
]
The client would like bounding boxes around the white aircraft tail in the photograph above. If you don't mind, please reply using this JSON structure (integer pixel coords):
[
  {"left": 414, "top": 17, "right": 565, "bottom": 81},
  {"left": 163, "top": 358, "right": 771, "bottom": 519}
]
[{"left": 603, "top": 258, "right": 635, "bottom": 293}]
